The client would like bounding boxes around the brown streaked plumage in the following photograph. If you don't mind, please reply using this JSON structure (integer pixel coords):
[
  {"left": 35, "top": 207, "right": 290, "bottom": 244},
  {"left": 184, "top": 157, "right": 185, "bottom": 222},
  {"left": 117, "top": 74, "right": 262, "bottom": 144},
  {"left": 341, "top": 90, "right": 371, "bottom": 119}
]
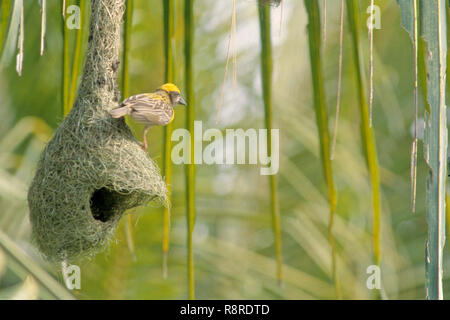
[{"left": 109, "top": 83, "right": 187, "bottom": 151}]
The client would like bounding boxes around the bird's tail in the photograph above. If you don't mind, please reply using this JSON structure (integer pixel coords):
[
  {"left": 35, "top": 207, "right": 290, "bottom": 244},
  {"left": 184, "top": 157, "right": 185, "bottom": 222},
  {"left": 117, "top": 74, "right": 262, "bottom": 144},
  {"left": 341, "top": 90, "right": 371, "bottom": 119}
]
[{"left": 109, "top": 106, "right": 129, "bottom": 118}]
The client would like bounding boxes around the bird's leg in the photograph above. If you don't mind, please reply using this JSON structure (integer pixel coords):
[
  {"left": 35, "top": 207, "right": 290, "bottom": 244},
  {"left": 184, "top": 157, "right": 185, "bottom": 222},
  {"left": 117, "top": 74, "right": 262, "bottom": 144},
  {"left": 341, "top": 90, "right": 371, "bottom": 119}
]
[{"left": 142, "top": 126, "right": 150, "bottom": 151}]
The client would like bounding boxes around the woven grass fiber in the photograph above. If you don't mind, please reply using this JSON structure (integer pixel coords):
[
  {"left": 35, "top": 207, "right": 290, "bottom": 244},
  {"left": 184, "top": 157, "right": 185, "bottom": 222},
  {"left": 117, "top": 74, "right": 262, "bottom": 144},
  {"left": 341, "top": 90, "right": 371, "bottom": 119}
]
[{"left": 28, "top": 0, "right": 167, "bottom": 262}]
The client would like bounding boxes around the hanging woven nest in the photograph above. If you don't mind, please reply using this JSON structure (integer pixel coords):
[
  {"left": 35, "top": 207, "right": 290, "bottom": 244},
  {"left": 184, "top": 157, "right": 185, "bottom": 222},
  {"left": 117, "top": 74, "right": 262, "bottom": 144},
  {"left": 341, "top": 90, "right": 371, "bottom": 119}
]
[{"left": 27, "top": 0, "right": 167, "bottom": 262}]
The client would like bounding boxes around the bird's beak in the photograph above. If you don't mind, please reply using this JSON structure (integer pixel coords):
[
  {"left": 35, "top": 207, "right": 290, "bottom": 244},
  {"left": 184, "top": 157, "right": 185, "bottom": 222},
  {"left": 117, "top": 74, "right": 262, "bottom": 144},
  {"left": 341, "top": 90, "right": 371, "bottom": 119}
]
[{"left": 178, "top": 96, "right": 188, "bottom": 106}]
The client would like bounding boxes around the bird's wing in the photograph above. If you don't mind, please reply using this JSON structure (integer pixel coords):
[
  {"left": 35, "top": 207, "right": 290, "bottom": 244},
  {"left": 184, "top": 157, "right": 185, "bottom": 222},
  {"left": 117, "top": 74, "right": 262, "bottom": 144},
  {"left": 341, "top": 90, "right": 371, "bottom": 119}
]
[
  {"left": 122, "top": 93, "right": 156, "bottom": 105},
  {"left": 122, "top": 93, "right": 172, "bottom": 125}
]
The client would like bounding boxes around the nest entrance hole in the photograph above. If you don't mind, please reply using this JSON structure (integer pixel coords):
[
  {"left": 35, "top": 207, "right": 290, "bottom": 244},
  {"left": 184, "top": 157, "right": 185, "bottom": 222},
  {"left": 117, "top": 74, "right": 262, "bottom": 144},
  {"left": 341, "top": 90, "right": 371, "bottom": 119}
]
[{"left": 90, "top": 187, "right": 127, "bottom": 222}]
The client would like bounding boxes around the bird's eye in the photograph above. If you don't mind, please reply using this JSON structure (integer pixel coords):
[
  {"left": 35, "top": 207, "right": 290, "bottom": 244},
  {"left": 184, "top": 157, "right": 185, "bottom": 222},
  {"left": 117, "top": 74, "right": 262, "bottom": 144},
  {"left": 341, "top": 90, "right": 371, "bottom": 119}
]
[{"left": 169, "top": 91, "right": 180, "bottom": 103}]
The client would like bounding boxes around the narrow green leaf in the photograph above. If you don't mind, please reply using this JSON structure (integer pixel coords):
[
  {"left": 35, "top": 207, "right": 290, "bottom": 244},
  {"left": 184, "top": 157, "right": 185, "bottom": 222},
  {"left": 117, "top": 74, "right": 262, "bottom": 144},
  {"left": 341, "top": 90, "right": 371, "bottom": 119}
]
[
  {"left": 40, "top": 0, "right": 46, "bottom": 55},
  {"left": 68, "top": 0, "right": 86, "bottom": 109},
  {"left": 398, "top": 0, "right": 415, "bottom": 35},
  {"left": 162, "top": 0, "right": 175, "bottom": 280},
  {"left": 121, "top": 0, "right": 136, "bottom": 260},
  {"left": 0, "top": 0, "right": 22, "bottom": 71},
  {"left": 322, "top": 0, "right": 327, "bottom": 45},
  {"left": 15, "top": 0, "right": 23, "bottom": 76},
  {"left": 304, "top": 0, "right": 341, "bottom": 299},
  {"left": 185, "top": 0, "right": 196, "bottom": 300},
  {"left": 122, "top": 0, "right": 132, "bottom": 100},
  {"left": 330, "top": 0, "right": 345, "bottom": 160},
  {"left": 368, "top": 0, "right": 374, "bottom": 127},
  {"left": 397, "top": 0, "right": 419, "bottom": 212},
  {"left": 346, "top": 0, "right": 382, "bottom": 268},
  {"left": 62, "top": 0, "right": 70, "bottom": 116},
  {"left": 419, "top": 0, "right": 447, "bottom": 300},
  {"left": 258, "top": 0, "right": 283, "bottom": 285},
  {"left": 419, "top": 38, "right": 430, "bottom": 113}
]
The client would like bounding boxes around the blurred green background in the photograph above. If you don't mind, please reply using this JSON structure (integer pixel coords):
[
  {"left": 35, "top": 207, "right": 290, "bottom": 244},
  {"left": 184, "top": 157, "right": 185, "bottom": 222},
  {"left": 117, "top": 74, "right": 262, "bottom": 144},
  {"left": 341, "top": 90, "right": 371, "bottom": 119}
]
[{"left": 0, "top": 0, "right": 447, "bottom": 299}]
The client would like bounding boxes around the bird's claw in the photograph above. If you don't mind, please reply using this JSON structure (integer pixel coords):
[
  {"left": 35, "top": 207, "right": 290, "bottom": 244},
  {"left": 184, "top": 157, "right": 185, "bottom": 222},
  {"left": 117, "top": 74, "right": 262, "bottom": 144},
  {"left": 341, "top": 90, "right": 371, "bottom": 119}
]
[{"left": 138, "top": 141, "right": 147, "bottom": 151}]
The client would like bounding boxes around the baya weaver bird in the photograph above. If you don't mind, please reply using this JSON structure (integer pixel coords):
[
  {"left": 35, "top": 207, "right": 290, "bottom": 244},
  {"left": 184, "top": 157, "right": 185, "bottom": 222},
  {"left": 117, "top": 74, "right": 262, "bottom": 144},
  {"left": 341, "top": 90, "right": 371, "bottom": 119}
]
[{"left": 109, "top": 83, "right": 187, "bottom": 151}]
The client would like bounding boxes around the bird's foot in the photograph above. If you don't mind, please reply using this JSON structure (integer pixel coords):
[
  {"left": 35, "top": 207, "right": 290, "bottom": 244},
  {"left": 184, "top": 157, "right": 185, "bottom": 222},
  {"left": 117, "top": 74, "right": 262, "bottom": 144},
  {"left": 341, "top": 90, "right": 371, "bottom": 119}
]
[{"left": 138, "top": 141, "right": 147, "bottom": 151}]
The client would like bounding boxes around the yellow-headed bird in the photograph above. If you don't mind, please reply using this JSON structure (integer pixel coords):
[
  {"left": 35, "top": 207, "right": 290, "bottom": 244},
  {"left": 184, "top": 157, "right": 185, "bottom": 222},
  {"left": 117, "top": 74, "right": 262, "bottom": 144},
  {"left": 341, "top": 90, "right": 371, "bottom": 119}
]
[{"left": 110, "top": 83, "right": 187, "bottom": 151}]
